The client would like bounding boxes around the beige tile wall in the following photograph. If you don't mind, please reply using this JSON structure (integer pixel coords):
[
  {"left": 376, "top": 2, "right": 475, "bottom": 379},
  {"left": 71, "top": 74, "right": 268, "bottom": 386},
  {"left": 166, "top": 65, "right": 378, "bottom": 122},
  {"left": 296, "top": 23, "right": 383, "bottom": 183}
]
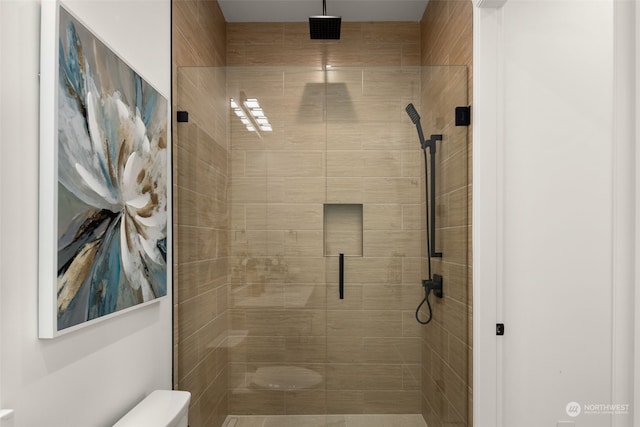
[
  {"left": 173, "top": 1, "right": 229, "bottom": 426},
  {"left": 227, "top": 23, "right": 419, "bottom": 67},
  {"left": 420, "top": 2, "right": 473, "bottom": 427},
  {"left": 173, "top": 4, "right": 473, "bottom": 424},
  {"left": 227, "top": 22, "right": 425, "bottom": 416}
]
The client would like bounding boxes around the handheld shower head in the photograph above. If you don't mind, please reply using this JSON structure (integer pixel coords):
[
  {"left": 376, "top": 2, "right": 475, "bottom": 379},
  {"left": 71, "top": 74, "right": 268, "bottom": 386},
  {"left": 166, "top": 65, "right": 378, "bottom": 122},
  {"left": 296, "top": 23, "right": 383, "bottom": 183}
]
[
  {"left": 405, "top": 103, "right": 421, "bottom": 125},
  {"left": 405, "top": 103, "right": 427, "bottom": 150}
]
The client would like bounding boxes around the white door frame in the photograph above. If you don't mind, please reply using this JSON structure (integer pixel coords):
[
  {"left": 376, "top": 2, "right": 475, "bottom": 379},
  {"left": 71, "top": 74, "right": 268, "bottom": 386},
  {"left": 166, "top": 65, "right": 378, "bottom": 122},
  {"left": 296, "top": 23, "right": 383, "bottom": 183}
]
[{"left": 471, "top": 1, "right": 506, "bottom": 426}]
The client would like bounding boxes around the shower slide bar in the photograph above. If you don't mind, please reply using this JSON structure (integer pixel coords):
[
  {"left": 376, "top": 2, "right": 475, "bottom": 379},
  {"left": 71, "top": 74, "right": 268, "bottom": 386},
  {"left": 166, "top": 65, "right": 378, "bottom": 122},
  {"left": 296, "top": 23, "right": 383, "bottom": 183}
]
[
  {"left": 339, "top": 253, "right": 344, "bottom": 299},
  {"left": 426, "top": 134, "right": 443, "bottom": 258}
]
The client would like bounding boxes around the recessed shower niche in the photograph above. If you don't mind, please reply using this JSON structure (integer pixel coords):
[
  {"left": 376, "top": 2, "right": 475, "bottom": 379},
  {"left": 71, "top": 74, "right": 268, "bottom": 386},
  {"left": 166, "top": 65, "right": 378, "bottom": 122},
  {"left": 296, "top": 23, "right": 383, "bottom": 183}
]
[{"left": 323, "top": 204, "right": 363, "bottom": 257}]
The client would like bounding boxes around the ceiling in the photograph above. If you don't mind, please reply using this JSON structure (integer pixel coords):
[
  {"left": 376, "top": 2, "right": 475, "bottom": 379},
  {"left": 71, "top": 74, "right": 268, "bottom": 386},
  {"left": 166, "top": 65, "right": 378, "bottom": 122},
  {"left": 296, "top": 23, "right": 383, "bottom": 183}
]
[{"left": 217, "top": 0, "right": 429, "bottom": 23}]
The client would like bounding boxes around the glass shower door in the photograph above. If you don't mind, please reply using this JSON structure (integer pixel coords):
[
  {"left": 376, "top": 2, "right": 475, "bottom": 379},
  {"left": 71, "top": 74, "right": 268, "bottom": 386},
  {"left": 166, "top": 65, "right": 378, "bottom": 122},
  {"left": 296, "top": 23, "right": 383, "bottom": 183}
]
[
  {"left": 227, "top": 66, "right": 330, "bottom": 416},
  {"left": 322, "top": 66, "right": 424, "bottom": 415},
  {"left": 175, "top": 66, "right": 233, "bottom": 427}
]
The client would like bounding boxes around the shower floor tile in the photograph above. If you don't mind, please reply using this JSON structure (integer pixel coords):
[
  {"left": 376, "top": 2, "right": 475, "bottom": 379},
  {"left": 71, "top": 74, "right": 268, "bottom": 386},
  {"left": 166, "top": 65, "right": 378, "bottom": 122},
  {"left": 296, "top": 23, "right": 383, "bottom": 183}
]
[{"left": 224, "top": 414, "right": 427, "bottom": 427}]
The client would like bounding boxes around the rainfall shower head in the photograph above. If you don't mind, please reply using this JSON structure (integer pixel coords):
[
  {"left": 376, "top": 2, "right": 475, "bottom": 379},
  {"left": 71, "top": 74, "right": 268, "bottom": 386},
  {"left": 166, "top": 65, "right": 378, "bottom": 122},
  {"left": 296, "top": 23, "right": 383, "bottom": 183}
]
[
  {"left": 309, "top": 0, "right": 341, "bottom": 40},
  {"left": 405, "top": 103, "right": 427, "bottom": 149}
]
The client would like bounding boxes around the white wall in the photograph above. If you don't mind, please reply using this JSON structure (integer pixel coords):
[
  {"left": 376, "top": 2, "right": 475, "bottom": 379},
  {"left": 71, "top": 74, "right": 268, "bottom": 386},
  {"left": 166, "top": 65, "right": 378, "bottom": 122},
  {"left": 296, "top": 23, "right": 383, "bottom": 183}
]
[
  {"left": 0, "top": 1, "right": 172, "bottom": 426},
  {"left": 474, "top": 0, "right": 637, "bottom": 426},
  {"left": 501, "top": 1, "right": 617, "bottom": 425}
]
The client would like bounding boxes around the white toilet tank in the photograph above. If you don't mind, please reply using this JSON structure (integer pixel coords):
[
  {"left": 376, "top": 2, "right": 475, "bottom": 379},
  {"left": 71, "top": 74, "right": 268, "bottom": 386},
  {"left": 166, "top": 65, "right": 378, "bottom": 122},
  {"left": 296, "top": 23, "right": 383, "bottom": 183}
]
[{"left": 113, "top": 390, "right": 191, "bottom": 427}]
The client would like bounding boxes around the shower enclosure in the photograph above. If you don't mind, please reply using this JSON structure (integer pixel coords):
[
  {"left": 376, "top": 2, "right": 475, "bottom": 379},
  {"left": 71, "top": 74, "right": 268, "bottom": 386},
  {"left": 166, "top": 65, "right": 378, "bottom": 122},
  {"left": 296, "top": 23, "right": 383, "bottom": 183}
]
[{"left": 174, "top": 64, "right": 470, "bottom": 427}]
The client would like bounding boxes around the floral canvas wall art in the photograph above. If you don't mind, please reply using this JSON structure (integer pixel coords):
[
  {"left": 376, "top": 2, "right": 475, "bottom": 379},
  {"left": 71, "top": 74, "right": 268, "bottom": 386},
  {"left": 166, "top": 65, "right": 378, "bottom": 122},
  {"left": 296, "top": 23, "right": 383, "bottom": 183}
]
[{"left": 39, "top": 3, "right": 168, "bottom": 337}]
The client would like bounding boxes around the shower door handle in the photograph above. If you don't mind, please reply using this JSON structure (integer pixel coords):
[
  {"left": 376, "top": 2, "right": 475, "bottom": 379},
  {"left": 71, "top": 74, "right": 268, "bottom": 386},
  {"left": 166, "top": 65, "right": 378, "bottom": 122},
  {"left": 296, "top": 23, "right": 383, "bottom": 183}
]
[{"left": 339, "top": 253, "right": 344, "bottom": 299}]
